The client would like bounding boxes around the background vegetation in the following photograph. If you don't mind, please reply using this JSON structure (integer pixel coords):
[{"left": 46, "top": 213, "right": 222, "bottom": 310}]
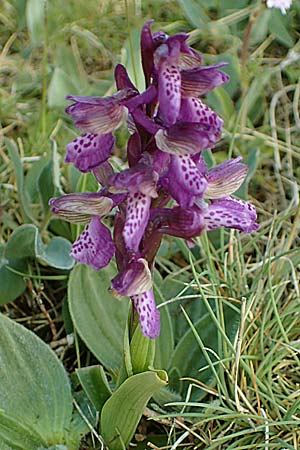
[{"left": 0, "top": 0, "right": 300, "bottom": 449}]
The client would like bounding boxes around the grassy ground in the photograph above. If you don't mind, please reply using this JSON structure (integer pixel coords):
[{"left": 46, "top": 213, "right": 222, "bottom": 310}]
[{"left": 1, "top": 0, "right": 300, "bottom": 449}]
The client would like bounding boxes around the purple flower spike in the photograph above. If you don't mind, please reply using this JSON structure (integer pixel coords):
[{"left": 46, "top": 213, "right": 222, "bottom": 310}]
[
  {"left": 71, "top": 217, "right": 115, "bottom": 270},
  {"left": 65, "top": 89, "right": 136, "bottom": 134},
  {"left": 111, "top": 258, "right": 152, "bottom": 297},
  {"left": 205, "top": 157, "right": 248, "bottom": 199},
  {"left": 65, "top": 133, "right": 115, "bottom": 173},
  {"left": 132, "top": 289, "right": 160, "bottom": 339},
  {"left": 204, "top": 197, "right": 258, "bottom": 233},
  {"left": 49, "top": 192, "right": 113, "bottom": 223},
  {"left": 52, "top": 20, "right": 259, "bottom": 339},
  {"left": 181, "top": 63, "right": 230, "bottom": 97},
  {"left": 163, "top": 155, "right": 207, "bottom": 207}
]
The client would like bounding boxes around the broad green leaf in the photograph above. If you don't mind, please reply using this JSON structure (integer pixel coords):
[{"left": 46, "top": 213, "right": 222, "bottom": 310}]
[
  {"left": 0, "top": 412, "right": 46, "bottom": 450},
  {"left": 5, "top": 224, "right": 42, "bottom": 260},
  {"left": 177, "top": 0, "right": 210, "bottom": 28},
  {"left": 268, "top": 10, "right": 294, "bottom": 48},
  {"left": 48, "top": 67, "right": 78, "bottom": 108},
  {"left": 5, "top": 138, "right": 35, "bottom": 224},
  {"left": 37, "top": 236, "right": 75, "bottom": 270},
  {"left": 100, "top": 370, "right": 168, "bottom": 450},
  {"left": 37, "top": 161, "right": 56, "bottom": 214},
  {"left": 68, "top": 264, "right": 129, "bottom": 371},
  {"left": 251, "top": 9, "right": 271, "bottom": 45},
  {"left": 5, "top": 225, "right": 74, "bottom": 270},
  {"left": 24, "top": 156, "right": 50, "bottom": 203},
  {"left": 0, "top": 245, "right": 26, "bottom": 305},
  {"left": 76, "top": 366, "right": 112, "bottom": 412},
  {"left": 26, "top": 0, "right": 45, "bottom": 45},
  {"left": 0, "top": 313, "right": 79, "bottom": 449},
  {"left": 207, "top": 87, "right": 236, "bottom": 126}
]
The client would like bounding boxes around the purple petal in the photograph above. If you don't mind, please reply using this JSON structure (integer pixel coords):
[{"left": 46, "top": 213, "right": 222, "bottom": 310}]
[
  {"left": 155, "top": 122, "right": 218, "bottom": 155},
  {"left": 141, "top": 20, "right": 155, "bottom": 86},
  {"left": 181, "top": 63, "right": 230, "bottom": 97},
  {"left": 127, "top": 133, "right": 142, "bottom": 167},
  {"left": 125, "top": 85, "right": 157, "bottom": 112},
  {"left": 111, "top": 258, "right": 152, "bottom": 297},
  {"left": 204, "top": 197, "right": 258, "bottom": 233},
  {"left": 150, "top": 206, "right": 205, "bottom": 238},
  {"left": 123, "top": 192, "right": 151, "bottom": 252},
  {"left": 65, "top": 89, "right": 135, "bottom": 134},
  {"left": 178, "top": 98, "right": 223, "bottom": 132},
  {"left": 114, "top": 64, "right": 137, "bottom": 91},
  {"left": 164, "top": 155, "right": 207, "bottom": 207},
  {"left": 108, "top": 165, "right": 158, "bottom": 197},
  {"left": 65, "top": 133, "right": 114, "bottom": 173},
  {"left": 205, "top": 157, "right": 248, "bottom": 199},
  {"left": 49, "top": 192, "right": 113, "bottom": 223},
  {"left": 71, "top": 217, "right": 115, "bottom": 270},
  {"left": 93, "top": 161, "right": 114, "bottom": 186},
  {"left": 132, "top": 289, "right": 160, "bottom": 339}
]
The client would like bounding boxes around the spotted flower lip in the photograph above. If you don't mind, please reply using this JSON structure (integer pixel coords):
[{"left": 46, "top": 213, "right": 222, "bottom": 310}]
[
  {"left": 65, "top": 132, "right": 115, "bottom": 173},
  {"left": 162, "top": 154, "right": 207, "bottom": 208},
  {"left": 71, "top": 216, "right": 115, "bottom": 270},
  {"left": 204, "top": 197, "right": 258, "bottom": 233},
  {"left": 132, "top": 289, "right": 160, "bottom": 339}
]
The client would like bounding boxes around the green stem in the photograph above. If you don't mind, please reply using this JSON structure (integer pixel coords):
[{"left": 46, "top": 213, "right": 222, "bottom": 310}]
[{"left": 124, "top": 0, "right": 138, "bottom": 86}]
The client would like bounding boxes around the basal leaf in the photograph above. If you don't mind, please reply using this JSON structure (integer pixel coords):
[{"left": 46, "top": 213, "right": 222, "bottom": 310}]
[
  {"left": 100, "top": 370, "right": 168, "bottom": 450},
  {"left": 37, "top": 236, "right": 75, "bottom": 270},
  {"left": 0, "top": 313, "right": 79, "bottom": 448},
  {"left": 76, "top": 365, "right": 112, "bottom": 412},
  {"left": 0, "top": 245, "right": 26, "bottom": 305},
  {"left": 68, "top": 264, "right": 129, "bottom": 371},
  {"left": 5, "top": 224, "right": 41, "bottom": 260}
]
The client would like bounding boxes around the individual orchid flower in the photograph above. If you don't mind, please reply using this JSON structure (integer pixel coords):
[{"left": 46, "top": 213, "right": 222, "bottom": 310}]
[
  {"left": 266, "top": 0, "right": 292, "bottom": 14},
  {"left": 49, "top": 191, "right": 121, "bottom": 270},
  {"left": 108, "top": 161, "right": 159, "bottom": 252}
]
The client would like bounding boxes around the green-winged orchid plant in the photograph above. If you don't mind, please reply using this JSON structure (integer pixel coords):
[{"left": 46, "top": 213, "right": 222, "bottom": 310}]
[{"left": 50, "top": 21, "right": 258, "bottom": 340}]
